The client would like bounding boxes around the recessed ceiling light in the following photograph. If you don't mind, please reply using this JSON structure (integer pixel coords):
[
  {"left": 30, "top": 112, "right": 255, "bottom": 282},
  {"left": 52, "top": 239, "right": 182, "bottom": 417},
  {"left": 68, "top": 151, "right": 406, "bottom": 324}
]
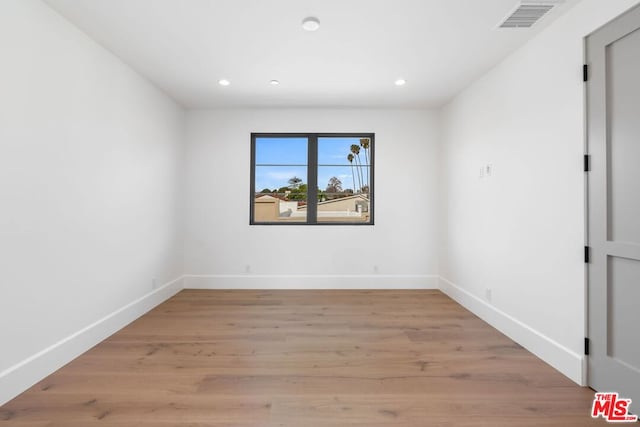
[
  {"left": 302, "top": 17, "right": 320, "bottom": 32},
  {"left": 218, "top": 79, "right": 230, "bottom": 86},
  {"left": 395, "top": 78, "right": 407, "bottom": 86},
  {"left": 270, "top": 80, "right": 280, "bottom": 86}
]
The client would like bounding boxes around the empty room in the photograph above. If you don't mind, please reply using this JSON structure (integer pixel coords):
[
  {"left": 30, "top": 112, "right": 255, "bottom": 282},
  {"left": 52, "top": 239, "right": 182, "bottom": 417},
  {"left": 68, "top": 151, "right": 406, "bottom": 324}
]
[{"left": 1, "top": 0, "right": 639, "bottom": 425}]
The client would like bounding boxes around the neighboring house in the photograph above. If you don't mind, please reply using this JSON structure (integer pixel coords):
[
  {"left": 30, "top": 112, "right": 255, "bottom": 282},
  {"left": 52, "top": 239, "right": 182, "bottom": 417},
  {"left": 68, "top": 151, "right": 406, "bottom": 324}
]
[
  {"left": 253, "top": 195, "right": 282, "bottom": 222},
  {"left": 254, "top": 194, "right": 369, "bottom": 222},
  {"left": 301, "top": 194, "right": 369, "bottom": 215},
  {"left": 254, "top": 193, "right": 369, "bottom": 222}
]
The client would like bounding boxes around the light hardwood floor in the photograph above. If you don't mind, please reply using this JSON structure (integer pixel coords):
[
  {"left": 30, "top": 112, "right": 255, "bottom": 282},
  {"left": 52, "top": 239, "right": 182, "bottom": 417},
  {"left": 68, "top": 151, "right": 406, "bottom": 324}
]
[{"left": 0, "top": 290, "right": 607, "bottom": 426}]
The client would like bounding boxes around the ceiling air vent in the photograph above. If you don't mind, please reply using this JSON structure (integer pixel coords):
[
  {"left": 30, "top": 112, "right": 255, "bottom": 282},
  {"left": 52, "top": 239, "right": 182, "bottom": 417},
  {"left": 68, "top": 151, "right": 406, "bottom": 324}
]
[{"left": 498, "top": 1, "right": 561, "bottom": 28}]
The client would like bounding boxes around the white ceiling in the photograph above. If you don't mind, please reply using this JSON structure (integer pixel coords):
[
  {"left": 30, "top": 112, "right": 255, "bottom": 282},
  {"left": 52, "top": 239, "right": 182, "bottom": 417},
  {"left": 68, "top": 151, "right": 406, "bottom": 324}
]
[{"left": 44, "top": 0, "right": 579, "bottom": 109}]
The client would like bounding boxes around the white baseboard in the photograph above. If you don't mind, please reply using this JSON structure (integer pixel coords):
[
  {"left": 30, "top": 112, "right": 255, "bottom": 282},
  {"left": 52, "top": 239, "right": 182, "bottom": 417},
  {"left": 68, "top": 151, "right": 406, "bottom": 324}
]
[
  {"left": 184, "top": 274, "right": 439, "bottom": 290},
  {"left": 0, "top": 276, "right": 184, "bottom": 406},
  {"left": 438, "top": 276, "right": 585, "bottom": 386}
]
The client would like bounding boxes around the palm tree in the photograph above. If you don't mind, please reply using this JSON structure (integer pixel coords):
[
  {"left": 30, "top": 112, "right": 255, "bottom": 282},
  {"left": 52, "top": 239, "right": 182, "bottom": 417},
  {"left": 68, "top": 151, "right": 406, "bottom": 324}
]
[
  {"left": 347, "top": 153, "right": 359, "bottom": 193},
  {"left": 288, "top": 176, "right": 302, "bottom": 189},
  {"left": 350, "top": 144, "right": 364, "bottom": 193},
  {"left": 359, "top": 138, "right": 370, "bottom": 192}
]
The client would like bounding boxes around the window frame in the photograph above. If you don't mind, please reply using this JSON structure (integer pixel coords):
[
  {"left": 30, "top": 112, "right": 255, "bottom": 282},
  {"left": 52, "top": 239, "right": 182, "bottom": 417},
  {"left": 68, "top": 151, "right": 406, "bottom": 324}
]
[{"left": 250, "top": 132, "right": 375, "bottom": 226}]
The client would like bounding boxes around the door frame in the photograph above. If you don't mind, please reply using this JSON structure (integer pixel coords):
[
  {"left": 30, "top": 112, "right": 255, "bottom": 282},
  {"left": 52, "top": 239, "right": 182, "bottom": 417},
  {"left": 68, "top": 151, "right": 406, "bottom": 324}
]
[{"left": 584, "top": 3, "right": 640, "bottom": 391}]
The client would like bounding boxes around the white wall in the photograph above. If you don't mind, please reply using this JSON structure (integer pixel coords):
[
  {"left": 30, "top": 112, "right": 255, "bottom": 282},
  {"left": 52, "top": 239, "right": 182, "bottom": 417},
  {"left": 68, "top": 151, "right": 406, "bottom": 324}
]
[
  {"left": 439, "top": 0, "right": 640, "bottom": 385},
  {"left": 0, "top": 0, "right": 185, "bottom": 403},
  {"left": 185, "top": 109, "right": 439, "bottom": 289}
]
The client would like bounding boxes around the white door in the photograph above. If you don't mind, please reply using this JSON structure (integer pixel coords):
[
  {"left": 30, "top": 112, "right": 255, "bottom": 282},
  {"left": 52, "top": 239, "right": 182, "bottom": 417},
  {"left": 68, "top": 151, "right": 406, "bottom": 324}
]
[{"left": 586, "top": 4, "right": 640, "bottom": 416}]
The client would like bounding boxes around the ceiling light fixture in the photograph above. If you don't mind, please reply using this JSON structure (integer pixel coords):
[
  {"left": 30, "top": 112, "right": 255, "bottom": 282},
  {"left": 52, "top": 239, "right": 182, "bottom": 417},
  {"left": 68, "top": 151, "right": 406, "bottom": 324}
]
[
  {"left": 270, "top": 80, "right": 280, "bottom": 86},
  {"left": 302, "top": 17, "right": 320, "bottom": 32},
  {"left": 218, "top": 79, "right": 230, "bottom": 86},
  {"left": 395, "top": 78, "right": 407, "bottom": 86}
]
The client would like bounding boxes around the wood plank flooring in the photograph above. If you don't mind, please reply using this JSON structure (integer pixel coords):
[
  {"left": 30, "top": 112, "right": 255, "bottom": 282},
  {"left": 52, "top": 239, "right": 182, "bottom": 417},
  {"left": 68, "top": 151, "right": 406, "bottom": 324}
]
[{"left": 0, "top": 290, "right": 607, "bottom": 426}]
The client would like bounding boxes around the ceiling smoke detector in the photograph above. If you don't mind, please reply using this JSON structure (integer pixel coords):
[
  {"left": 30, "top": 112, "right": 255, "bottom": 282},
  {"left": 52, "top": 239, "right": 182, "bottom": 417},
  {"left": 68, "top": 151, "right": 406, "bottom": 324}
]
[
  {"left": 302, "top": 17, "right": 320, "bottom": 32},
  {"left": 498, "top": 1, "right": 563, "bottom": 29}
]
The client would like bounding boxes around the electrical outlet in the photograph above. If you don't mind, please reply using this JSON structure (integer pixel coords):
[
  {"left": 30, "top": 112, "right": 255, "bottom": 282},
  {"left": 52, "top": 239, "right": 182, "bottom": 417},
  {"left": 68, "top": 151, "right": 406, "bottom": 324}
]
[
  {"left": 486, "top": 164, "right": 493, "bottom": 176},
  {"left": 245, "top": 264, "right": 251, "bottom": 273}
]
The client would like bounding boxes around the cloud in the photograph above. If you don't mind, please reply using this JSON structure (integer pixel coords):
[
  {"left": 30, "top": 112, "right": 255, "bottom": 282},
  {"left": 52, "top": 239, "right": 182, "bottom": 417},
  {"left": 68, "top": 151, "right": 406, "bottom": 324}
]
[{"left": 266, "top": 171, "right": 300, "bottom": 180}]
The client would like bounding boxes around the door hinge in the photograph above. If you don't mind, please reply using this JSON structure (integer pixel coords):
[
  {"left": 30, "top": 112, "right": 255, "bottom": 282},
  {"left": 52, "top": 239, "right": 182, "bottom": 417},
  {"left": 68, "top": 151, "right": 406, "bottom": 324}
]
[
  {"left": 585, "top": 337, "right": 590, "bottom": 355},
  {"left": 583, "top": 64, "right": 589, "bottom": 82},
  {"left": 584, "top": 246, "right": 591, "bottom": 263},
  {"left": 584, "top": 154, "right": 590, "bottom": 172}
]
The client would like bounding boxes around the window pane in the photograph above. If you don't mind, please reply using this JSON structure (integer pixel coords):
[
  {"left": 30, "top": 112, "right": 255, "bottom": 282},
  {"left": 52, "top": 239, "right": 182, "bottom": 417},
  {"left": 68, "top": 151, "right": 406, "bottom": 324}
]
[
  {"left": 317, "top": 166, "right": 371, "bottom": 223},
  {"left": 254, "top": 166, "right": 307, "bottom": 223},
  {"left": 255, "top": 137, "right": 307, "bottom": 165},
  {"left": 318, "top": 137, "right": 371, "bottom": 166},
  {"left": 318, "top": 136, "right": 371, "bottom": 195}
]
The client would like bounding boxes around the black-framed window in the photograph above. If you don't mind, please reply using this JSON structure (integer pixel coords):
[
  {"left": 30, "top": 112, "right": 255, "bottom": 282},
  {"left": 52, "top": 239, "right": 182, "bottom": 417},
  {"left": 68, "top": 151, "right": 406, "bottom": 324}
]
[{"left": 250, "top": 133, "right": 374, "bottom": 225}]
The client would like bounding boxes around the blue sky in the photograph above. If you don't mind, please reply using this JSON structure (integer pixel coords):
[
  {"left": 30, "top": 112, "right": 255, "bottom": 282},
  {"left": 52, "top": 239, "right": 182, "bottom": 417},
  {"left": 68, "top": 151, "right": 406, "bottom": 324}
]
[{"left": 255, "top": 137, "right": 370, "bottom": 192}]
